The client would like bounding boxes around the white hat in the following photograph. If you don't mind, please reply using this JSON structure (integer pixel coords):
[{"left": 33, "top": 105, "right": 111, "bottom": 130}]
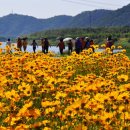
[
  {"left": 85, "top": 37, "right": 89, "bottom": 39},
  {"left": 76, "top": 37, "right": 79, "bottom": 40}
]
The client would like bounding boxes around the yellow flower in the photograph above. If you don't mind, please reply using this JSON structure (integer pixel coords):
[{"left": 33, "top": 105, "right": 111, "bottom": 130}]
[
  {"left": 88, "top": 48, "right": 93, "bottom": 53},
  {"left": 5, "top": 45, "right": 11, "bottom": 53},
  {"left": 117, "top": 92, "right": 129, "bottom": 101},
  {"left": 121, "top": 49, "right": 126, "bottom": 53},
  {"left": 120, "top": 112, "right": 130, "bottom": 120},
  {"left": 105, "top": 47, "right": 111, "bottom": 51},
  {"left": 17, "top": 101, "right": 33, "bottom": 116},
  {"left": 108, "top": 91, "right": 119, "bottom": 100},
  {"left": 55, "top": 91, "right": 67, "bottom": 99},
  {"left": 43, "top": 127, "right": 51, "bottom": 130},
  {"left": 117, "top": 45, "right": 122, "bottom": 49},
  {"left": 41, "top": 101, "right": 52, "bottom": 107},
  {"left": 42, "top": 120, "right": 50, "bottom": 126},
  {"left": 111, "top": 45, "right": 115, "bottom": 49},
  {"left": 95, "top": 45, "right": 99, "bottom": 49},
  {"left": 0, "top": 102, "right": 4, "bottom": 109},
  {"left": 26, "top": 74, "right": 37, "bottom": 84},
  {"left": 118, "top": 105, "right": 125, "bottom": 113},
  {"left": 5, "top": 90, "right": 20, "bottom": 102},
  {"left": 10, "top": 117, "right": 21, "bottom": 126},
  {"left": 18, "top": 82, "right": 32, "bottom": 96},
  {"left": 18, "top": 82, "right": 30, "bottom": 92},
  {"left": 0, "top": 126, "right": 6, "bottom": 130},
  {"left": 117, "top": 74, "right": 128, "bottom": 82},
  {"left": 15, "top": 124, "right": 29, "bottom": 130},
  {"left": 34, "top": 109, "right": 41, "bottom": 117},
  {"left": 101, "top": 112, "right": 114, "bottom": 123},
  {"left": 100, "top": 44, "right": 106, "bottom": 48},
  {"left": 0, "top": 48, "right": 2, "bottom": 54},
  {"left": 45, "top": 107, "right": 55, "bottom": 114},
  {"left": 24, "top": 89, "right": 32, "bottom": 96}
]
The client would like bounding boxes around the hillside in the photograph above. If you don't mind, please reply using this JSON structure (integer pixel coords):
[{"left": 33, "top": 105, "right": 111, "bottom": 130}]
[
  {"left": 0, "top": 14, "right": 72, "bottom": 37},
  {"left": 0, "top": 3, "right": 130, "bottom": 37},
  {"left": 68, "top": 9, "right": 113, "bottom": 27}
]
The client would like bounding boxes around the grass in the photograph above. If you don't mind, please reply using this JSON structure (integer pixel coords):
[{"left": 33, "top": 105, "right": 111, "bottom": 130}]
[{"left": 126, "top": 48, "right": 130, "bottom": 58}]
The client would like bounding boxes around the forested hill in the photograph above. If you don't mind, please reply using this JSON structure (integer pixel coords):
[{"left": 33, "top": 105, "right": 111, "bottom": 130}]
[
  {"left": 0, "top": 14, "right": 72, "bottom": 37},
  {"left": 0, "top": 3, "right": 130, "bottom": 37}
]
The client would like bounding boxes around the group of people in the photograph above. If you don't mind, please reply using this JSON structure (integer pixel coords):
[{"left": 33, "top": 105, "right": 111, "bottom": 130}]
[
  {"left": 6, "top": 35, "right": 114, "bottom": 54},
  {"left": 75, "top": 37, "right": 95, "bottom": 54},
  {"left": 16, "top": 37, "right": 50, "bottom": 53},
  {"left": 6, "top": 37, "right": 28, "bottom": 53},
  {"left": 6, "top": 37, "right": 51, "bottom": 53},
  {"left": 16, "top": 37, "right": 28, "bottom": 51},
  {"left": 57, "top": 36, "right": 114, "bottom": 54},
  {"left": 55, "top": 37, "right": 95, "bottom": 55}
]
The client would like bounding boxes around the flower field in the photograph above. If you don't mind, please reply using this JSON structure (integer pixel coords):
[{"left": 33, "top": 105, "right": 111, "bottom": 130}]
[{"left": 0, "top": 45, "right": 130, "bottom": 130}]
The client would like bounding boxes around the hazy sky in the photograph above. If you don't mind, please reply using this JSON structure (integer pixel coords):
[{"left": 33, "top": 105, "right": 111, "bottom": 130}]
[{"left": 0, "top": 0, "right": 130, "bottom": 19}]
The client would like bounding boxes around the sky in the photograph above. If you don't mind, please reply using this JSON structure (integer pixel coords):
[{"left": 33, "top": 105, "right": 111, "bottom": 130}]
[{"left": 0, "top": 0, "right": 130, "bottom": 19}]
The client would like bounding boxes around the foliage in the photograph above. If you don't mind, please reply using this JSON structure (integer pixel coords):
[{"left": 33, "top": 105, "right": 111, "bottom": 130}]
[
  {"left": 0, "top": 43, "right": 129, "bottom": 129},
  {"left": 0, "top": 36, "right": 6, "bottom": 42},
  {"left": 28, "top": 27, "right": 130, "bottom": 47}
]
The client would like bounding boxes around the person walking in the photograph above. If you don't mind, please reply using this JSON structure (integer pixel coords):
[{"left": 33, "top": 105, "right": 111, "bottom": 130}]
[
  {"left": 22, "top": 37, "right": 28, "bottom": 52},
  {"left": 75, "top": 37, "right": 82, "bottom": 54},
  {"left": 6, "top": 38, "right": 12, "bottom": 53},
  {"left": 6, "top": 38, "right": 11, "bottom": 47},
  {"left": 90, "top": 39, "right": 95, "bottom": 52},
  {"left": 44, "top": 38, "right": 50, "bottom": 54},
  {"left": 81, "top": 37, "right": 86, "bottom": 51},
  {"left": 85, "top": 37, "right": 90, "bottom": 49},
  {"left": 57, "top": 38, "right": 65, "bottom": 54},
  {"left": 67, "top": 39, "right": 73, "bottom": 54},
  {"left": 106, "top": 36, "right": 114, "bottom": 49},
  {"left": 17, "top": 37, "right": 22, "bottom": 51},
  {"left": 31, "top": 40, "right": 38, "bottom": 53}
]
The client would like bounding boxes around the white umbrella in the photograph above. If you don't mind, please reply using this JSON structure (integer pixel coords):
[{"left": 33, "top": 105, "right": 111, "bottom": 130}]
[
  {"left": 56, "top": 37, "right": 63, "bottom": 40},
  {"left": 85, "top": 37, "right": 89, "bottom": 40},
  {"left": 63, "top": 37, "right": 73, "bottom": 42}
]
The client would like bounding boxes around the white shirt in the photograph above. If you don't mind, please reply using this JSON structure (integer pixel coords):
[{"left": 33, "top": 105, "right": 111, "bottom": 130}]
[{"left": 6, "top": 41, "right": 11, "bottom": 47}]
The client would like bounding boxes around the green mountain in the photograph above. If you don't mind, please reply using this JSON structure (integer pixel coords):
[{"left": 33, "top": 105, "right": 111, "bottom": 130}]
[
  {"left": 0, "top": 14, "right": 72, "bottom": 37},
  {"left": 0, "top": 3, "right": 130, "bottom": 37},
  {"left": 68, "top": 9, "right": 113, "bottom": 27}
]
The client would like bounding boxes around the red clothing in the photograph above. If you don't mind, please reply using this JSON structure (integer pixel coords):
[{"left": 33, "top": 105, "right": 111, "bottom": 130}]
[
  {"left": 57, "top": 41, "right": 65, "bottom": 49},
  {"left": 90, "top": 41, "right": 94, "bottom": 45},
  {"left": 106, "top": 40, "right": 113, "bottom": 48},
  {"left": 81, "top": 40, "right": 86, "bottom": 49},
  {"left": 17, "top": 39, "right": 22, "bottom": 48}
]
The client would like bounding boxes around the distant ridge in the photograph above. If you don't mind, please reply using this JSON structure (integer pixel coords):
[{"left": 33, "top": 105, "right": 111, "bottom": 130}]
[{"left": 0, "top": 3, "right": 130, "bottom": 37}]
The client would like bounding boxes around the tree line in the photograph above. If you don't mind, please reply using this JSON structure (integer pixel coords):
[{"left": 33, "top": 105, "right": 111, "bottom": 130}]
[
  {"left": 26, "top": 27, "right": 130, "bottom": 46},
  {"left": 1, "top": 26, "right": 130, "bottom": 48}
]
